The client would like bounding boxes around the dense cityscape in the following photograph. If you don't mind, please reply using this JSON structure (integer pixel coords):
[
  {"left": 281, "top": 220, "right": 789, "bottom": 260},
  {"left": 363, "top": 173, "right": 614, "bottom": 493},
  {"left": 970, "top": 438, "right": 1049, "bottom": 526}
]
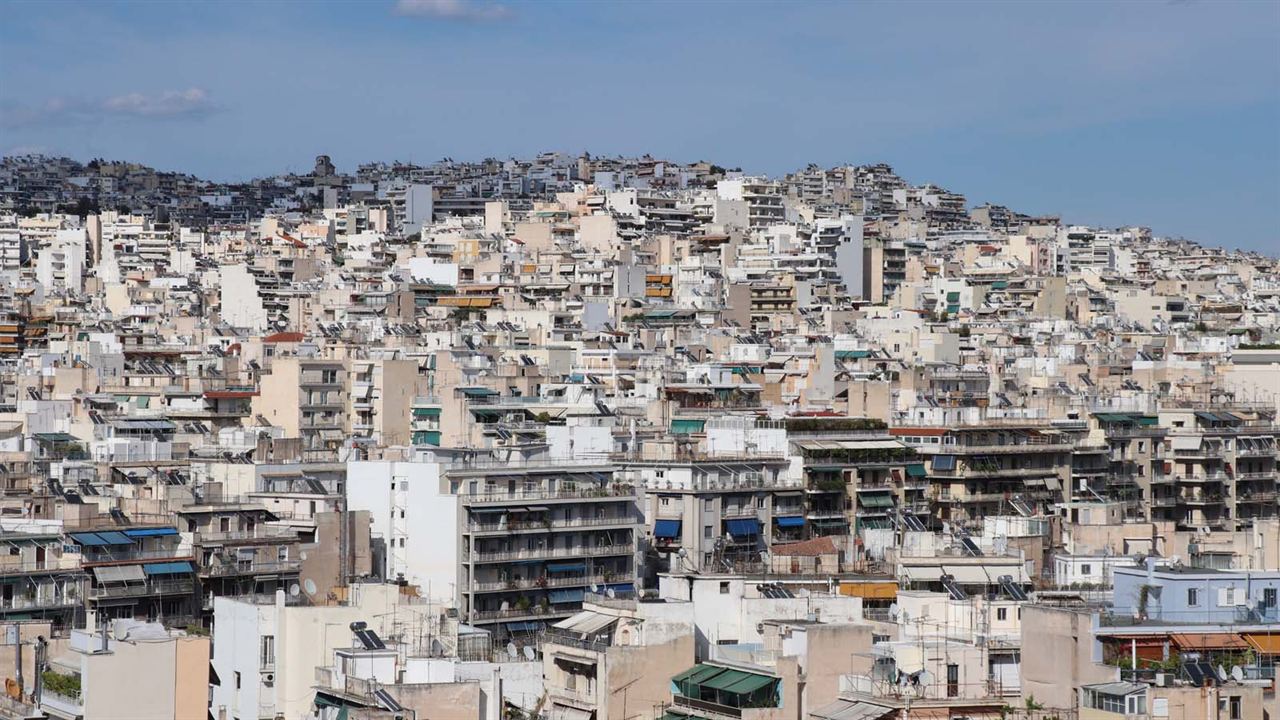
[{"left": 0, "top": 147, "right": 1275, "bottom": 720}]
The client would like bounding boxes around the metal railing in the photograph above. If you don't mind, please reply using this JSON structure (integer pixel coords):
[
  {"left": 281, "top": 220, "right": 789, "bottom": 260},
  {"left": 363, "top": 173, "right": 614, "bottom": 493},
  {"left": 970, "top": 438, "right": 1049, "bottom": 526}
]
[
  {"left": 470, "top": 544, "right": 633, "bottom": 563},
  {"left": 467, "top": 515, "right": 634, "bottom": 533},
  {"left": 463, "top": 485, "right": 636, "bottom": 504},
  {"left": 471, "top": 574, "right": 612, "bottom": 593},
  {"left": 201, "top": 560, "right": 301, "bottom": 577}
]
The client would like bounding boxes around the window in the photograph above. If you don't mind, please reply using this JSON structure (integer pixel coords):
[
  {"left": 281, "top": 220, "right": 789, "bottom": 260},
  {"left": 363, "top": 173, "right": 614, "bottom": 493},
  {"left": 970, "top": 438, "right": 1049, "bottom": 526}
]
[
  {"left": 1188, "top": 588, "right": 1200, "bottom": 607},
  {"left": 660, "top": 497, "right": 669, "bottom": 506},
  {"left": 996, "top": 608, "right": 1007, "bottom": 621},
  {"left": 756, "top": 496, "right": 765, "bottom": 509},
  {"left": 260, "top": 635, "right": 275, "bottom": 669},
  {"left": 219, "top": 517, "right": 231, "bottom": 533},
  {"left": 1228, "top": 695, "right": 1241, "bottom": 720},
  {"left": 234, "top": 671, "right": 241, "bottom": 690},
  {"left": 1263, "top": 588, "right": 1277, "bottom": 609},
  {"left": 1080, "top": 564, "right": 1092, "bottom": 575},
  {"left": 704, "top": 498, "right": 713, "bottom": 511},
  {"left": 719, "top": 582, "right": 730, "bottom": 595},
  {"left": 277, "top": 546, "right": 289, "bottom": 563},
  {"left": 704, "top": 525, "right": 712, "bottom": 539},
  {"left": 1127, "top": 694, "right": 1146, "bottom": 715}
]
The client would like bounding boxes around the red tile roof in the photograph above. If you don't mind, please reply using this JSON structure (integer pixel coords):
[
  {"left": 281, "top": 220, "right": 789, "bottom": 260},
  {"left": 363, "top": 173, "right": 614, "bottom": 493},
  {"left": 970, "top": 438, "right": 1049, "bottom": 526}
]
[
  {"left": 262, "top": 331, "right": 304, "bottom": 344},
  {"left": 772, "top": 536, "right": 837, "bottom": 557}
]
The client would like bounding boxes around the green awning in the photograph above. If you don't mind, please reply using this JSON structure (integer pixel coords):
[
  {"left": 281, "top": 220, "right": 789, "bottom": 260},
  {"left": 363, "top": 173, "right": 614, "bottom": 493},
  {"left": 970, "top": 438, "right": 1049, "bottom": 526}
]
[
  {"left": 991, "top": 281, "right": 1008, "bottom": 290},
  {"left": 906, "top": 463, "right": 927, "bottom": 478},
  {"left": 1135, "top": 416, "right": 1158, "bottom": 426},
  {"left": 859, "top": 493, "right": 895, "bottom": 508},
  {"left": 946, "top": 291, "right": 960, "bottom": 302},
  {"left": 671, "top": 419, "right": 706, "bottom": 434},
  {"left": 673, "top": 664, "right": 724, "bottom": 686},
  {"left": 720, "top": 672, "right": 776, "bottom": 695},
  {"left": 835, "top": 350, "right": 872, "bottom": 360},
  {"left": 33, "top": 432, "right": 79, "bottom": 443},
  {"left": 460, "top": 387, "right": 498, "bottom": 398},
  {"left": 412, "top": 407, "right": 441, "bottom": 418},
  {"left": 946, "top": 304, "right": 960, "bottom": 314},
  {"left": 412, "top": 430, "right": 441, "bottom": 445}
]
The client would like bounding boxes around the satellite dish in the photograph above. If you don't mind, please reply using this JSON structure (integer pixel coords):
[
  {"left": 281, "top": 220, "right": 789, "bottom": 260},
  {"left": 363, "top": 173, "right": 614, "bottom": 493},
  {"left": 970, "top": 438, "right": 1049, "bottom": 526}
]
[
  {"left": 589, "top": 584, "right": 599, "bottom": 593},
  {"left": 505, "top": 643, "right": 518, "bottom": 659},
  {"left": 918, "top": 669, "right": 934, "bottom": 687},
  {"left": 1217, "top": 665, "right": 1228, "bottom": 682},
  {"left": 888, "top": 603, "right": 900, "bottom": 620},
  {"left": 676, "top": 548, "right": 687, "bottom": 558},
  {"left": 288, "top": 583, "right": 301, "bottom": 597},
  {"left": 606, "top": 588, "right": 616, "bottom": 599},
  {"left": 1231, "top": 666, "right": 1244, "bottom": 682},
  {"left": 303, "top": 579, "right": 318, "bottom": 597},
  {"left": 523, "top": 646, "right": 536, "bottom": 661}
]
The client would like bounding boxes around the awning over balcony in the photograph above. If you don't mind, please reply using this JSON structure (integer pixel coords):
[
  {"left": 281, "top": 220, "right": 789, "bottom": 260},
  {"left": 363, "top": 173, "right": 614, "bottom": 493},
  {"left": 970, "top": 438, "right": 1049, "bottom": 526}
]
[
  {"left": 670, "top": 419, "right": 706, "bottom": 434},
  {"left": 725, "top": 518, "right": 760, "bottom": 537},
  {"left": 654, "top": 519, "right": 681, "bottom": 538},
  {"left": 143, "top": 561, "right": 194, "bottom": 576},
  {"left": 906, "top": 463, "right": 927, "bottom": 478},
  {"left": 549, "top": 588, "right": 585, "bottom": 604},
  {"left": 124, "top": 527, "right": 178, "bottom": 538},
  {"left": 775, "top": 516, "right": 805, "bottom": 528},
  {"left": 93, "top": 565, "right": 146, "bottom": 583},
  {"left": 71, "top": 531, "right": 134, "bottom": 546},
  {"left": 546, "top": 562, "right": 586, "bottom": 573}
]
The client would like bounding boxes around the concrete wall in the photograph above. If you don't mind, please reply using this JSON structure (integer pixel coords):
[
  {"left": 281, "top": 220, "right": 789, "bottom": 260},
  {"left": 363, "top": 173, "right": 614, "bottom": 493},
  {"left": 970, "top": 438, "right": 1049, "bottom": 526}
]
[{"left": 1019, "top": 606, "right": 1114, "bottom": 711}]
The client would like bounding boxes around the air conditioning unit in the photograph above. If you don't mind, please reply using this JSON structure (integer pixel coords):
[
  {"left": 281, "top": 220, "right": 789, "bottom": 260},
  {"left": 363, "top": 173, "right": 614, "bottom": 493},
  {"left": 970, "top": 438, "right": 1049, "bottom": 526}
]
[
  {"left": 261, "top": 672, "right": 275, "bottom": 684},
  {"left": 1154, "top": 673, "right": 1170, "bottom": 687}
]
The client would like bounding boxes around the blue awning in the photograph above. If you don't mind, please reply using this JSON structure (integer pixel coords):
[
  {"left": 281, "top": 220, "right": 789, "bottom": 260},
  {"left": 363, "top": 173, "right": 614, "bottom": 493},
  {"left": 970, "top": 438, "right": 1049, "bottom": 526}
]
[
  {"left": 95, "top": 531, "right": 135, "bottom": 546},
  {"left": 654, "top": 519, "right": 681, "bottom": 538},
  {"left": 931, "top": 455, "right": 956, "bottom": 471},
  {"left": 775, "top": 516, "right": 805, "bottom": 528},
  {"left": 546, "top": 562, "right": 586, "bottom": 573},
  {"left": 606, "top": 583, "right": 635, "bottom": 595},
  {"left": 124, "top": 527, "right": 178, "bottom": 538},
  {"left": 725, "top": 518, "right": 760, "bottom": 537},
  {"left": 143, "top": 561, "right": 193, "bottom": 576},
  {"left": 505, "top": 621, "right": 541, "bottom": 633},
  {"left": 549, "top": 588, "right": 585, "bottom": 604},
  {"left": 70, "top": 532, "right": 110, "bottom": 546}
]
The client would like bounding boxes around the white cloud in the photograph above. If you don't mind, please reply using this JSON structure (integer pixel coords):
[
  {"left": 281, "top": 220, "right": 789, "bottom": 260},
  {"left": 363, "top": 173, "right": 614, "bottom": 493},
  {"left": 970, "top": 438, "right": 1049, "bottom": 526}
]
[
  {"left": 0, "top": 88, "right": 218, "bottom": 128},
  {"left": 100, "top": 88, "right": 215, "bottom": 118},
  {"left": 393, "top": 0, "right": 511, "bottom": 21}
]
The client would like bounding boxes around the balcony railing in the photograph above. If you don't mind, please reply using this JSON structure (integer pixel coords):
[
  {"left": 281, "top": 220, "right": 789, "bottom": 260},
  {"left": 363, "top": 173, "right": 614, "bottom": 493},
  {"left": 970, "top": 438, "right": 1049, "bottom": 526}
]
[
  {"left": 466, "top": 515, "right": 634, "bottom": 534},
  {"left": 201, "top": 560, "right": 301, "bottom": 577},
  {"left": 470, "top": 544, "right": 633, "bottom": 563},
  {"left": 78, "top": 548, "right": 192, "bottom": 565},
  {"left": 91, "top": 579, "right": 194, "bottom": 599},
  {"left": 462, "top": 484, "right": 636, "bottom": 505},
  {"left": 471, "top": 574, "right": 613, "bottom": 593}
]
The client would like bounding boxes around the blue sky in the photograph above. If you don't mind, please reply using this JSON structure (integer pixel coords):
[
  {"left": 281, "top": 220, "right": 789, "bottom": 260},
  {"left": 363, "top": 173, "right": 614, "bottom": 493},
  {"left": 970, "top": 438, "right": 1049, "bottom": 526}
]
[{"left": 2, "top": 0, "right": 1277, "bottom": 253}]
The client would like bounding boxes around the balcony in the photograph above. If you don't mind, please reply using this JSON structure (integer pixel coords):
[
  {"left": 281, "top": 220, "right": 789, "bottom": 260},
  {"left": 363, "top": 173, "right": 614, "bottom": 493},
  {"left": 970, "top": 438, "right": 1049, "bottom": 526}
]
[
  {"left": 463, "top": 484, "right": 636, "bottom": 506},
  {"left": 201, "top": 560, "right": 301, "bottom": 577},
  {"left": 91, "top": 578, "right": 194, "bottom": 600},
  {"left": 78, "top": 548, "right": 192, "bottom": 566},
  {"left": 471, "top": 573, "right": 612, "bottom": 593},
  {"left": 466, "top": 515, "right": 634, "bottom": 535},
  {"left": 470, "top": 543, "right": 633, "bottom": 564}
]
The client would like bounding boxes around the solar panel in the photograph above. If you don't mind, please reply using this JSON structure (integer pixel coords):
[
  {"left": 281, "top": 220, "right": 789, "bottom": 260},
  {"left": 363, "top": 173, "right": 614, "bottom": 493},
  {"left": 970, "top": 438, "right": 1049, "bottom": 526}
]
[
  {"left": 960, "top": 537, "right": 983, "bottom": 557},
  {"left": 940, "top": 574, "right": 966, "bottom": 601},
  {"left": 903, "top": 515, "right": 927, "bottom": 532},
  {"left": 372, "top": 689, "right": 403, "bottom": 712},
  {"left": 355, "top": 628, "right": 386, "bottom": 650},
  {"left": 1000, "top": 576, "right": 1028, "bottom": 601}
]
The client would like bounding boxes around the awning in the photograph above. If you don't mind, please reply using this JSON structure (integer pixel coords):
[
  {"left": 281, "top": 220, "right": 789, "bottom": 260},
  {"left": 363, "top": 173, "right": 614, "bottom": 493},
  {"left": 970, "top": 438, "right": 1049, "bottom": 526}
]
[
  {"left": 550, "top": 706, "right": 593, "bottom": 720},
  {"left": 811, "top": 699, "right": 897, "bottom": 720},
  {"left": 124, "top": 527, "right": 178, "bottom": 538},
  {"left": 505, "top": 621, "right": 541, "bottom": 633},
  {"left": 671, "top": 419, "right": 706, "bottom": 434},
  {"left": 93, "top": 565, "right": 146, "bottom": 583},
  {"left": 725, "top": 518, "right": 760, "bottom": 537},
  {"left": 702, "top": 668, "right": 775, "bottom": 694},
  {"left": 71, "top": 531, "right": 134, "bottom": 547},
  {"left": 1171, "top": 436, "right": 1202, "bottom": 451},
  {"left": 900, "top": 565, "right": 945, "bottom": 582},
  {"left": 931, "top": 455, "right": 956, "bottom": 471},
  {"left": 546, "top": 562, "right": 586, "bottom": 573},
  {"left": 554, "top": 610, "right": 616, "bottom": 635},
  {"left": 654, "top": 519, "right": 681, "bottom": 538},
  {"left": 1243, "top": 633, "right": 1280, "bottom": 654},
  {"left": 549, "top": 588, "right": 585, "bottom": 604},
  {"left": 143, "top": 561, "right": 194, "bottom": 576},
  {"left": 839, "top": 582, "right": 897, "bottom": 600},
  {"left": 606, "top": 583, "right": 634, "bottom": 595},
  {"left": 944, "top": 565, "right": 995, "bottom": 584},
  {"left": 775, "top": 516, "right": 805, "bottom": 528},
  {"left": 672, "top": 664, "right": 724, "bottom": 687},
  {"left": 1171, "top": 633, "right": 1248, "bottom": 651},
  {"left": 859, "top": 494, "right": 895, "bottom": 508},
  {"left": 906, "top": 464, "right": 927, "bottom": 478}
]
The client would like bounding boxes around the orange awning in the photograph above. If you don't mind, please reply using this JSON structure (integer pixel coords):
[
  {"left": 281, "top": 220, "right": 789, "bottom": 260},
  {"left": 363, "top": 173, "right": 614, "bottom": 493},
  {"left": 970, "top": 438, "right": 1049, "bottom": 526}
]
[
  {"left": 839, "top": 582, "right": 898, "bottom": 600},
  {"left": 1243, "top": 633, "right": 1280, "bottom": 654},
  {"left": 1170, "top": 633, "right": 1248, "bottom": 651}
]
